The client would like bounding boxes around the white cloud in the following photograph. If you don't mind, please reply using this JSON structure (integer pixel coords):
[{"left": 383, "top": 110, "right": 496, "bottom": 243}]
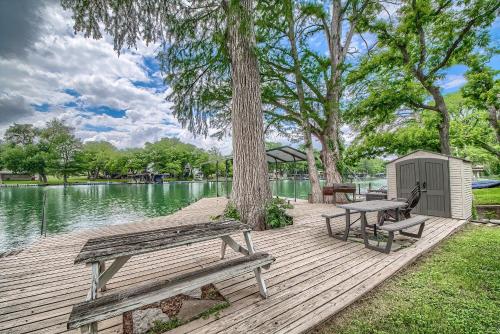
[
  {"left": 440, "top": 74, "right": 466, "bottom": 90},
  {"left": 0, "top": 2, "right": 234, "bottom": 154}
]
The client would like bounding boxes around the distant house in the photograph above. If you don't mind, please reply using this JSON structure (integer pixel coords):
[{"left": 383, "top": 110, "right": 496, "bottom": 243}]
[
  {"left": 472, "top": 165, "right": 485, "bottom": 179},
  {"left": 0, "top": 170, "right": 34, "bottom": 182}
]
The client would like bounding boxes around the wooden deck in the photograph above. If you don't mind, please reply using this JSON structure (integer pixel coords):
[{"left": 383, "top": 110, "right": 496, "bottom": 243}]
[{"left": 0, "top": 197, "right": 466, "bottom": 334}]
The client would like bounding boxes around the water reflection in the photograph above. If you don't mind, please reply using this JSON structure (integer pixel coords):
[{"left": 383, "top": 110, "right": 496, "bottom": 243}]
[{"left": 0, "top": 178, "right": 385, "bottom": 252}]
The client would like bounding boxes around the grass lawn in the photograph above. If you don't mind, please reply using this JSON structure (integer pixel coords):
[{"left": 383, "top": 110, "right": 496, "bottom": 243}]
[
  {"left": 473, "top": 187, "right": 500, "bottom": 205},
  {"left": 1, "top": 176, "right": 128, "bottom": 185},
  {"left": 0, "top": 180, "right": 39, "bottom": 185},
  {"left": 313, "top": 225, "right": 500, "bottom": 334}
]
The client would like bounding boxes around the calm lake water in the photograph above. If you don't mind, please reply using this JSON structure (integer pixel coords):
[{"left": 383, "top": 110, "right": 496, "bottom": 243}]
[{"left": 0, "top": 178, "right": 386, "bottom": 252}]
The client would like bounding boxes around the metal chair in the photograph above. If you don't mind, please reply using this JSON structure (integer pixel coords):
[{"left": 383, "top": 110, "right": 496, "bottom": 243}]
[{"left": 378, "top": 183, "right": 421, "bottom": 224}]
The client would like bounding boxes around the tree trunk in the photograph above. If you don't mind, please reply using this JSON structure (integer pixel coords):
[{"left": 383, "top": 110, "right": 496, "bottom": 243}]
[
  {"left": 63, "top": 173, "right": 68, "bottom": 185},
  {"left": 438, "top": 111, "right": 451, "bottom": 155},
  {"left": 322, "top": 0, "right": 343, "bottom": 190},
  {"left": 226, "top": 0, "right": 271, "bottom": 230},
  {"left": 322, "top": 87, "right": 343, "bottom": 187},
  {"left": 40, "top": 173, "right": 47, "bottom": 183},
  {"left": 303, "top": 127, "right": 322, "bottom": 203},
  {"left": 319, "top": 134, "right": 342, "bottom": 186},
  {"left": 488, "top": 105, "right": 500, "bottom": 143},
  {"left": 317, "top": 130, "right": 342, "bottom": 203},
  {"left": 284, "top": 0, "right": 322, "bottom": 203},
  {"left": 428, "top": 86, "right": 451, "bottom": 155}
]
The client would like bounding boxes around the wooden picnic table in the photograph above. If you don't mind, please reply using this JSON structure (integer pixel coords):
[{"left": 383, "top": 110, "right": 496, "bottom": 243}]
[
  {"left": 71, "top": 220, "right": 272, "bottom": 333},
  {"left": 336, "top": 200, "right": 408, "bottom": 251}
]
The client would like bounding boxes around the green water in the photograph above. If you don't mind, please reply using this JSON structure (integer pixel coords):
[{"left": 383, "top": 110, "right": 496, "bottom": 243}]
[{"left": 0, "top": 179, "right": 385, "bottom": 252}]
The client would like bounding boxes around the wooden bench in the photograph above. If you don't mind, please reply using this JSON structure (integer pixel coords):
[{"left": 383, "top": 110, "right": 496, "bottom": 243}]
[
  {"left": 322, "top": 211, "right": 359, "bottom": 241},
  {"left": 69, "top": 220, "right": 274, "bottom": 333},
  {"left": 67, "top": 252, "right": 274, "bottom": 331},
  {"left": 373, "top": 215, "right": 429, "bottom": 253}
]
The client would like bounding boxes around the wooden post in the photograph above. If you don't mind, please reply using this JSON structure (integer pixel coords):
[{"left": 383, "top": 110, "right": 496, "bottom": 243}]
[
  {"left": 216, "top": 160, "right": 219, "bottom": 197},
  {"left": 225, "top": 160, "right": 230, "bottom": 199},
  {"left": 293, "top": 156, "right": 297, "bottom": 202},
  {"left": 274, "top": 159, "right": 279, "bottom": 198},
  {"left": 41, "top": 191, "right": 47, "bottom": 237}
]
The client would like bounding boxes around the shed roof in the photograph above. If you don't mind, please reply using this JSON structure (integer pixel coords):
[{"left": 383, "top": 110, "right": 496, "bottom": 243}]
[
  {"left": 265, "top": 146, "right": 307, "bottom": 163},
  {"left": 386, "top": 150, "right": 471, "bottom": 164},
  {"left": 226, "top": 145, "right": 307, "bottom": 163}
]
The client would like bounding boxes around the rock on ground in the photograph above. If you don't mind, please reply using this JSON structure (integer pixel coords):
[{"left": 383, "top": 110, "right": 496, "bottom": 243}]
[
  {"left": 132, "top": 308, "right": 170, "bottom": 334},
  {"left": 183, "top": 288, "right": 202, "bottom": 299},
  {"left": 176, "top": 299, "right": 222, "bottom": 322}
]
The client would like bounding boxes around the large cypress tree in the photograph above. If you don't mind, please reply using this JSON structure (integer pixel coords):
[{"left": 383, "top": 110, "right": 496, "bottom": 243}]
[{"left": 61, "top": 0, "right": 271, "bottom": 229}]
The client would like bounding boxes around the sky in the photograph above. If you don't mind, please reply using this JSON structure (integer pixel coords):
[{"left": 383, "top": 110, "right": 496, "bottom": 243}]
[
  {"left": 0, "top": 0, "right": 233, "bottom": 153},
  {"left": 0, "top": 1, "right": 498, "bottom": 154}
]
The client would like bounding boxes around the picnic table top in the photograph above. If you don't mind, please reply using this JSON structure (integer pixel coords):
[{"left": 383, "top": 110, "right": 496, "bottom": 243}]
[
  {"left": 74, "top": 220, "right": 250, "bottom": 264},
  {"left": 337, "top": 200, "right": 407, "bottom": 212}
]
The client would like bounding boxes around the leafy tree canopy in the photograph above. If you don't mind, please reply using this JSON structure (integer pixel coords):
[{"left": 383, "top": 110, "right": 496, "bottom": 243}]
[{"left": 348, "top": 0, "right": 499, "bottom": 154}]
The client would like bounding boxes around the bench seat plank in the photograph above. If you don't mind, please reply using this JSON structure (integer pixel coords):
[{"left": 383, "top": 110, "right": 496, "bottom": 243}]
[
  {"left": 75, "top": 221, "right": 251, "bottom": 264},
  {"left": 68, "top": 252, "right": 274, "bottom": 329},
  {"left": 321, "top": 211, "right": 359, "bottom": 219},
  {"left": 379, "top": 216, "right": 429, "bottom": 232}
]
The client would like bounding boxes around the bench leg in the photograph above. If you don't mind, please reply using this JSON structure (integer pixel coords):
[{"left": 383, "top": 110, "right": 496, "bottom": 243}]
[
  {"left": 87, "top": 256, "right": 131, "bottom": 299},
  {"left": 82, "top": 262, "right": 99, "bottom": 334},
  {"left": 361, "top": 213, "right": 393, "bottom": 254},
  {"left": 400, "top": 222, "right": 425, "bottom": 238},
  {"left": 220, "top": 240, "right": 227, "bottom": 259},
  {"left": 99, "top": 261, "right": 106, "bottom": 292},
  {"left": 384, "top": 232, "right": 394, "bottom": 253},
  {"left": 325, "top": 218, "right": 333, "bottom": 237},
  {"left": 243, "top": 231, "right": 269, "bottom": 299},
  {"left": 332, "top": 209, "right": 350, "bottom": 241},
  {"left": 220, "top": 235, "right": 249, "bottom": 259}
]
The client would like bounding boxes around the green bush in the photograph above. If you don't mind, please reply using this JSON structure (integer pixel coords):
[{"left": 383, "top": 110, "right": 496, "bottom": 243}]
[
  {"left": 265, "top": 198, "right": 293, "bottom": 229},
  {"left": 222, "top": 198, "right": 293, "bottom": 229},
  {"left": 223, "top": 202, "right": 240, "bottom": 220}
]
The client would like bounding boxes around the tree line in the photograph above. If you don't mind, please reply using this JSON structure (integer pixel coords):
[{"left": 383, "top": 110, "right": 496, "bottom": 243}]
[
  {"left": 0, "top": 121, "right": 225, "bottom": 184},
  {"left": 60, "top": 0, "right": 499, "bottom": 229}
]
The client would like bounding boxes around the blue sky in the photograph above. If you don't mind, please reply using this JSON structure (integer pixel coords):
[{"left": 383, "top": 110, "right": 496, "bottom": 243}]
[{"left": 0, "top": 2, "right": 498, "bottom": 152}]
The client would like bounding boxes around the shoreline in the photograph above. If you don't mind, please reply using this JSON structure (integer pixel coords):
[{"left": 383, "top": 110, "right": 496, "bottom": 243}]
[
  {"left": 0, "top": 179, "right": 234, "bottom": 188},
  {"left": 0, "top": 176, "right": 391, "bottom": 188}
]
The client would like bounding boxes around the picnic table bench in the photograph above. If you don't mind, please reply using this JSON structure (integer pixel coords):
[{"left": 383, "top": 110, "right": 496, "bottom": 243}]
[
  {"left": 377, "top": 215, "right": 428, "bottom": 253},
  {"left": 327, "top": 200, "right": 429, "bottom": 253},
  {"left": 67, "top": 220, "right": 275, "bottom": 333}
]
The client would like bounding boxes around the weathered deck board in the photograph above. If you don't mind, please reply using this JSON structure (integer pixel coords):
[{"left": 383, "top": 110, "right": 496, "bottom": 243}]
[
  {"left": 74, "top": 220, "right": 250, "bottom": 263},
  {"left": 0, "top": 197, "right": 465, "bottom": 334}
]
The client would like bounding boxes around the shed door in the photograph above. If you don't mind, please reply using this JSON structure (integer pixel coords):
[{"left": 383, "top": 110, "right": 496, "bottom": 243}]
[
  {"left": 396, "top": 159, "right": 422, "bottom": 212},
  {"left": 419, "top": 158, "right": 450, "bottom": 217},
  {"left": 396, "top": 158, "right": 451, "bottom": 217}
]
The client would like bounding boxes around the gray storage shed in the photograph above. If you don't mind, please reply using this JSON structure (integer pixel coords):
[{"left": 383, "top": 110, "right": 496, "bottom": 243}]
[{"left": 386, "top": 150, "right": 472, "bottom": 220}]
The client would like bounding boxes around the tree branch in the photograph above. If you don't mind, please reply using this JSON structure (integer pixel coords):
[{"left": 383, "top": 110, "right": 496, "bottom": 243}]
[
  {"left": 407, "top": 100, "right": 439, "bottom": 112},
  {"left": 412, "top": 0, "right": 427, "bottom": 72},
  {"left": 429, "top": 3, "right": 500, "bottom": 76}
]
